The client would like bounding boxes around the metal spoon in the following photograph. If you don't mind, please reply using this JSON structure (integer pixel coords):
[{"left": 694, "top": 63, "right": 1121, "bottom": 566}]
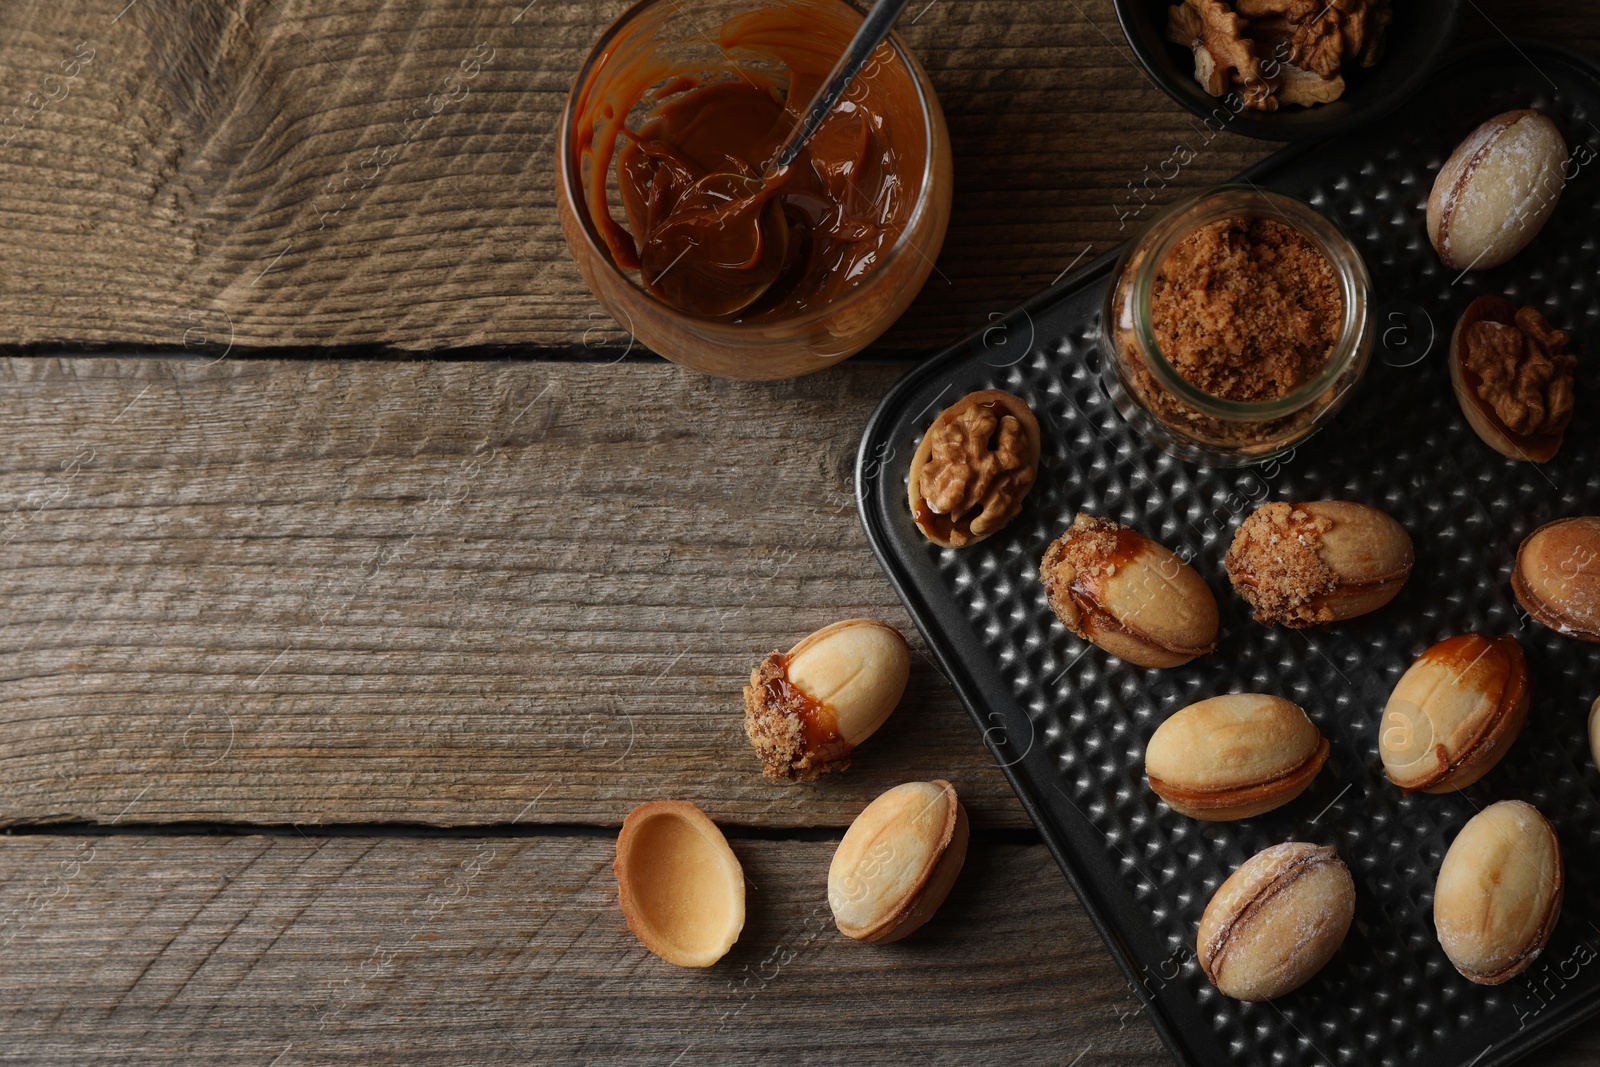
[
  {"left": 641, "top": 0, "right": 915, "bottom": 318},
  {"left": 767, "top": 0, "right": 914, "bottom": 175}
]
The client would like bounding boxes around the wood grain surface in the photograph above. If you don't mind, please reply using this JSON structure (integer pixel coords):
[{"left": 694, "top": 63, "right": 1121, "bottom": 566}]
[
  {"left": 0, "top": 833, "right": 1171, "bottom": 1067},
  {"left": 0, "top": 0, "right": 1586, "bottom": 353},
  {"left": 2, "top": 831, "right": 1597, "bottom": 1066},
  {"left": 8, "top": 356, "right": 1600, "bottom": 1065},
  {"left": 6, "top": 1, "right": 1600, "bottom": 1063},
  {"left": 0, "top": 357, "right": 1037, "bottom": 829}
]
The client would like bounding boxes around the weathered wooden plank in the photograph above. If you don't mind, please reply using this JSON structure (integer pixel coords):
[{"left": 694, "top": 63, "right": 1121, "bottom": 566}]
[
  {"left": 4, "top": 832, "right": 1598, "bottom": 1066},
  {"left": 0, "top": 833, "right": 1173, "bottom": 1066},
  {"left": 1, "top": 0, "right": 1584, "bottom": 352},
  {"left": 0, "top": 357, "right": 1040, "bottom": 828}
]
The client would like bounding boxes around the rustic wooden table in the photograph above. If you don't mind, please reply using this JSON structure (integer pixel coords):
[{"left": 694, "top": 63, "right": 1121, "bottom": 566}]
[{"left": 1, "top": 1, "right": 1597, "bottom": 1063}]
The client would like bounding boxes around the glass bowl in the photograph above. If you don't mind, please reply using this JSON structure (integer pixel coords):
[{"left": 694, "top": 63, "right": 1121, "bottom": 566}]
[
  {"left": 556, "top": 0, "right": 953, "bottom": 380},
  {"left": 1101, "top": 185, "right": 1373, "bottom": 466}
]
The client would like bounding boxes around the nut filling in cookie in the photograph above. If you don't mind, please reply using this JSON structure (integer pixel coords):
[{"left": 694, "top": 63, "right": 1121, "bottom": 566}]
[
  {"left": 742, "top": 619, "right": 911, "bottom": 781},
  {"left": 1451, "top": 295, "right": 1577, "bottom": 463},
  {"left": 1226, "top": 500, "right": 1413, "bottom": 627},
  {"left": 908, "top": 389, "right": 1041, "bottom": 549}
]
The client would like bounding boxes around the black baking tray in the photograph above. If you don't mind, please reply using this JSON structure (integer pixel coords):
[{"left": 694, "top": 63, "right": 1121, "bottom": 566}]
[{"left": 856, "top": 41, "right": 1600, "bottom": 1067}]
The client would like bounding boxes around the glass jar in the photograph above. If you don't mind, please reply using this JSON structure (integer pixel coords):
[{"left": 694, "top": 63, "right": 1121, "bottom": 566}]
[
  {"left": 1101, "top": 186, "right": 1372, "bottom": 466},
  {"left": 557, "top": 0, "right": 953, "bottom": 381}
]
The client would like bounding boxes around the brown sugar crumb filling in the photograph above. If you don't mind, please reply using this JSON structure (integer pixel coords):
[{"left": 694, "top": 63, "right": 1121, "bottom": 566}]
[
  {"left": 1224, "top": 501, "right": 1339, "bottom": 626},
  {"left": 1151, "top": 217, "right": 1343, "bottom": 402},
  {"left": 742, "top": 653, "right": 850, "bottom": 782}
]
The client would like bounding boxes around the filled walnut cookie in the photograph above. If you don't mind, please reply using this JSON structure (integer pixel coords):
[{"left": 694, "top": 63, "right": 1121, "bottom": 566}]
[
  {"left": 908, "top": 388, "right": 1043, "bottom": 547},
  {"left": 1435, "top": 800, "right": 1563, "bottom": 985},
  {"left": 908, "top": 389, "right": 1040, "bottom": 549},
  {"left": 1379, "top": 633, "right": 1530, "bottom": 793},
  {"left": 1428, "top": 109, "right": 1567, "bottom": 272},
  {"left": 1146, "top": 694, "right": 1329, "bottom": 821},
  {"left": 1225, "top": 500, "right": 1413, "bottom": 627},
  {"left": 1450, "top": 296, "right": 1576, "bottom": 463},
  {"left": 828, "top": 780, "right": 968, "bottom": 943},
  {"left": 1198, "top": 842, "right": 1355, "bottom": 1001},
  {"left": 1040, "top": 513, "right": 1218, "bottom": 669},
  {"left": 743, "top": 619, "right": 911, "bottom": 781},
  {"left": 1512, "top": 517, "right": 1600, "bottom": 643}
]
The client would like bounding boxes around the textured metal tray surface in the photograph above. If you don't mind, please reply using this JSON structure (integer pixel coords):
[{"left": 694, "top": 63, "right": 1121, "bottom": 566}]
[{"left": 856, "top": 42, "right": 1600, "bottom": 1067}]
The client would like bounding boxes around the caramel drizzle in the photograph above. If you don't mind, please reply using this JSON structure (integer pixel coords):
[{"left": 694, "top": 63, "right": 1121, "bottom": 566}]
[
  {"left": 762, "top": 655, "right": 847, "bottom": 761},
  {"left": 1150, "top": 736, "right": 1329, "bottom": 806},
  {"left": 1066, "top": 553, "right": 1215, "bottom": 659},
  {"left": 1405, "top": 635, "right": 1524, "bottom": 792}
]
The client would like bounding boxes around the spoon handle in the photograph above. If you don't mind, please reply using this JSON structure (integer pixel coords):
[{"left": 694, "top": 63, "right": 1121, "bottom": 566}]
[{"left": 768, "top": 0, "right": 916, "bottom": 174}]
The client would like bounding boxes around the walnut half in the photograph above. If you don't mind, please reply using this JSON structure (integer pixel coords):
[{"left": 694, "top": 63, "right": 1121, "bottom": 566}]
[
  {"left": 1166, "top": 0, "right": 1386, "bottom": 110},
  {"left": 1166, "top": 0, "right": 1274, "bottom": 110},
  {"left": 1286, "top": 0, "right": 1390, "bottom": 76},
  {"left": 907, "top": 389, "right": 1041, "bottom": 549},
  {"left": 1450, "top": 295, "right": 1578, "bottom": 463}
]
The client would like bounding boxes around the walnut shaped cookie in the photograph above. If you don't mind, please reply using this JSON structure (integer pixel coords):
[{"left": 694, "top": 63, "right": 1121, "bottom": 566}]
[{"left": 908, "top": 389, "right": 1041, "bottom": 549}]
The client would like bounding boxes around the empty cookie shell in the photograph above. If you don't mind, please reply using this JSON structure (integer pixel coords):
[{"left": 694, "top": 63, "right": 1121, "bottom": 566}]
[{"left": 615, "top": 800, "right": 745, "bottom": 967}]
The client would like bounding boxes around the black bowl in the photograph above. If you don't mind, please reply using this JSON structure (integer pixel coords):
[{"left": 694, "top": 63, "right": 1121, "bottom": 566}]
[{"left": 1113, "top": 0, "right": 1463, "bottom": 140}]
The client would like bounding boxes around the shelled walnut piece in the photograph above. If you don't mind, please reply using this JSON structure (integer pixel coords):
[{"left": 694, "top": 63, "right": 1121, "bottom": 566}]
[
  {"left": 1167, "top": 0, "right": 1271, "bottom": 109},
  {"left": 908, "top": 389, "right": 1040, "bottom": 548},
  {"left": 1450, "top": 296, "right": 1577, "bottom": 463},
  {"left": 1166, "top": 0, "right": 1391, "bottom": 111}
]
